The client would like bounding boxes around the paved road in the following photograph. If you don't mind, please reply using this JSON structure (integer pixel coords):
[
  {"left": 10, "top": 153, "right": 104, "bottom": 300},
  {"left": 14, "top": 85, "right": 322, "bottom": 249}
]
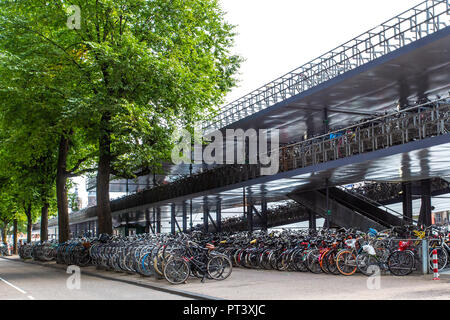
[
  {"left": 0, "top": 258, "right": 191, "bottom": 300},
  {"left": 178, "top": 268, "right": 450, "bottom": 300},
  {"left": 1, "top": 257, "right": 449, "bottom": 300}
]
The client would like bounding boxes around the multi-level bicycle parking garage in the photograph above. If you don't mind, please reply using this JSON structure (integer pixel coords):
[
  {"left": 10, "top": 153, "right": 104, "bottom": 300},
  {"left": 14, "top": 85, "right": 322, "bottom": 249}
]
[{"left": 21, "top": 0, "right": 450, "bottom": 291}]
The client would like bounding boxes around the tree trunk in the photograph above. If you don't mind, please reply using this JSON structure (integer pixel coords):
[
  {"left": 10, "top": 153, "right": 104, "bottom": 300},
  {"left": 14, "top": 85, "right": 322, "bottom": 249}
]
[
  {"left": 13, "top": 219, "right": 17, "bottom": 254},
  {"left": 56, "top": 134, "right": 70, "bottom": 243},
  {"left": 40, "top": 202, "right": 49, "bottom": 242},
  {"left": 25, "top": 203, "right": 32, "bottom": 243},
  {"left": 97, "top": 113, "right": 113, "bottom": 235},
  {"left": 27, "top": 216, "right": 32, "bottom": 243},
  {"left": 1, "top": 226, "right": 6, "bottom": 244}
]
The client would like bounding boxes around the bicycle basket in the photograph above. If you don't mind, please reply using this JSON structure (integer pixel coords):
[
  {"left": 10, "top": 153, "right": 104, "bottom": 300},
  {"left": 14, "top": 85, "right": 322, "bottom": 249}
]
[
  {"left": 398, "top": 241, "right": 411, "bottom": 251},
  {"left": 368, "top": 228, "right": 378, "bottom": 237},
  {"left": 345, "top": 239, "right": 356, "bottom": 248},
  {"left": 362, "top": 244, "right": 376, "bottom": 255}
]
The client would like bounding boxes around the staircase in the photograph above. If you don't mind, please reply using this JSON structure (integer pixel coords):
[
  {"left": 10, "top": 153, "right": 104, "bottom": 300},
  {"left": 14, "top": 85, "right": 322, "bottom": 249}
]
[{"left": 288, "top": 186, "right": 406, "bottom": 231}]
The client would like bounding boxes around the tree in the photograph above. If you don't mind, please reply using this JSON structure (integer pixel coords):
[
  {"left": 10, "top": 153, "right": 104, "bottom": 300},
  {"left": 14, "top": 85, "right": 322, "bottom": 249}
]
[
  {"left": 0, "top": 178, "right": 18, "bottom": 244},
  {"left": 0, "top": 1, "right": 99, "bottom": 242},
  {"left": 1, "top": 0, "right": 241, "bottom": 235}
]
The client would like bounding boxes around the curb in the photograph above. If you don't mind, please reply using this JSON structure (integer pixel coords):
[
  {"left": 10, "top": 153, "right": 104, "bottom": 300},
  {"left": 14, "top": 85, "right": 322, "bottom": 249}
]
[
  {"left": 437, "top": 270, "right": 450, "bottom": 279},
  {"left": 0, "top": 257, "right": 223, "bottom": 300}
]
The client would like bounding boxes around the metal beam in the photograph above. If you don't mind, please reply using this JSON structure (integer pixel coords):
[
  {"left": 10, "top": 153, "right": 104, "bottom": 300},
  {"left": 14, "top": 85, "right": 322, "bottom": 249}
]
[
  {"left": 418, "top": 179, "right": 432, "bottom": 227},
  {"left": 175, "top": 218, "right": 182, "bottom": 233},
  {"left": 182, "top": 202, "right": 187, "bottom": 232},
  {"left": 402, "top": 182, "right": 413, "bottom": 223},
  {"left": 145, "top": 209, "right": 150, "bottom": 233},
  {"left": 207, "top": 211, "right": 218, "bottom": 232},
  {"left": 189, "top": 199, "right": 193, "bottom": 231},
  {"left": 323, "top": 107, "right": 329, "bottom": 134},
  {"left": 171, "top": 204, "right": 176, "bottom": 235},
  {"left": 251, "top": 205, "right": 262, "bottom": 218},
  {"left": 247, "top": 203, "right": 253, "bottom": 233},
  {"left": 261, "top": 198, "right": 268, "bottom": 231},
  {"left": 124, "top": 213, "right": 129, "bottom": 236},
  {"left": 203, "top": 199, "right": 209, "bottom": 233},
  {"left": 325, "top": 178, "right": 330, "bottom": 229},
  {"left": 308, "top": 209, "right": 316, "bottom": 230},
  {"left": 216, "top": 200, "right": 222, "bottom": 233},
  {"left": 156, "top": 207, "right": 161, "bottom": 234},
  {"left": 328, "top": 107, "right": 379, "bottom": 116}
]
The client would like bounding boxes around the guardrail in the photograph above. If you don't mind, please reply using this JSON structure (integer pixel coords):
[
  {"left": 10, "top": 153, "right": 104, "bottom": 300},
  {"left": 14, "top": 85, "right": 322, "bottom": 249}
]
[
  {"left": 338, "top": 186, "right": 410, "bottom": 223},
  {"left": 66, "top": 98, "right": 450, "bottom": 224},
  {"left": 342, "top": 178, "right": 450, "bottom": 204},
  {"left": 278, "top": 97, "right": 450, "bottom": 172},
  {"left": 203, "top": 0, "right": 450, "bottom": 133}
]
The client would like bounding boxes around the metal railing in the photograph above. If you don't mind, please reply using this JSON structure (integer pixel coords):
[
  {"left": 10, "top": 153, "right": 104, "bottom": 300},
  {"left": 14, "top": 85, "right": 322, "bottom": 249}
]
[
  {"left": 342, "top": 178, "right": 450, "bottom": 204},
  {"left": 278, "top": 97, "right": 450, "bottom": 172},
  {"left": 70, "top": 98, "right": 450, "bottom": 223},
  {"left": 203, "top": 0, "right": 450, "bottom": 133},
  {"left": 340, "top": 186, "right": 414, "bottom": 224}
]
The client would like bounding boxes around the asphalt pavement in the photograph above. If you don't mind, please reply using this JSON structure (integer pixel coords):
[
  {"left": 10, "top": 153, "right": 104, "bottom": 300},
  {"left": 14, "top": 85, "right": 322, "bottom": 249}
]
[
  {"left": 0, "top": 257, "right": 191, "bottom": 300},
  {"left": 1, "top": 256, "right": 449, "bottom": 300}
]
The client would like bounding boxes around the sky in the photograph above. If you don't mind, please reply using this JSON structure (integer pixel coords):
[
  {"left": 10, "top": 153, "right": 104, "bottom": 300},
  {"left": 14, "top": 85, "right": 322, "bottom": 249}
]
[
  {"left": 219, "top": 0, "right": 420, "bottom": 103},
  {"left": 72, "top": 0, "right": 421, "bottom": 211}
]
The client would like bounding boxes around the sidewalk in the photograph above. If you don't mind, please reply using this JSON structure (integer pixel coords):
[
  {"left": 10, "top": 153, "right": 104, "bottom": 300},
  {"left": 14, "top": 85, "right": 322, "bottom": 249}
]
[
  {"left": 439, "top": 268, "right": 450, "bottom": 279},
  {"left": 3, "top": 256, "right": 219, "bottom": 300},
  {"left": 5, "top": 255, "right": 450, "bottom": 300}
]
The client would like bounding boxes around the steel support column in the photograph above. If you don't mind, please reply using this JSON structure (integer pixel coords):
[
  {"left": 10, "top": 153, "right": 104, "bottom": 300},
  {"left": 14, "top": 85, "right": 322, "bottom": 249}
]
[
  {"left": 145, "top": 208, "right": 150, "bottom": 233},
  {"left": 203, "top": 200, "right": 209, "bottom": 233},
  {"left": 151, "top": 208, "right": 156, "bottom": 234},
  {"left": 216, "top": 200, "right": 222, "bottom": 233},
  {"left": 261, "top": 199, "right": 268, "bottom": 231},
  {"left": 242, "top": 188, "right": 246, "bottom": 219},
  {"left": 418, "top": 179, "right": 432, "bottom": 227},
  {"left": 247, "top": 203, "right": 253, "bottom": 233},
  {"left": 182, "top": 201, "right": 187, "bottom": 232},
  {"left": 402, "top": 182, "right": 413, "bottom": 223},
  {"left": 324, "top": 178, "right": 330, "bottom": 229},
  {"left": 171, "top": 204, "right": 176, "bottom": 235},
  {"left": 323, "top": 107, "right": 329, "bottom": 134},
  {"left": 156, "top": 207, "right": 161, "bottom": 234},
  {"left": 189, "top": 199, "right": 193, "bottom": 231},
  {"left": 124, "top": 213, "right": 129, "bottom": 236},
  {"left": 308, "top": 209, "right": 316, "bottom": 230}
]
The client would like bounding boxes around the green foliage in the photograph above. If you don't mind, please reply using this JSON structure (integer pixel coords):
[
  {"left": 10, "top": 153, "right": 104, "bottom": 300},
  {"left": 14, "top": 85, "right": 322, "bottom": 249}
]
[
  {"left": 1, "top": 0, "right": 241, "bottom": 176},
  {"left": 0, "top": 0, "right": 241, "bottom": 231}
]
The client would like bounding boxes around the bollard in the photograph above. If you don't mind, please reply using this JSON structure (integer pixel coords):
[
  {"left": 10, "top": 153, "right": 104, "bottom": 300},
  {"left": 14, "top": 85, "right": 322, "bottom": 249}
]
[
  {"left": 421, "top": 240, "right": 429, "bottom": 275},
  {"left": 432, "top": 249, "right": 440, "bottom": 280}
]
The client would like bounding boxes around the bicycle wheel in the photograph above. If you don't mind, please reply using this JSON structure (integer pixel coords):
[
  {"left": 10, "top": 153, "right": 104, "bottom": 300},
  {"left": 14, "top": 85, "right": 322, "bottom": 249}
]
[
  {"left": 260, "top": 250, "right": 272, "bottom": 270},
  {"left": 291, "top": 249, "right": 308, "bottom": 272},
  {"left": 429, "top": 247, "right": 448, "bottom": 271},
  {"left": 306, "top": 249, "right": 322, "bottom": 274},
  {"left": 207, "top": 255, "right": 233, "bottom": 280},
  {"left": 139, "top": 253, "right": 154, "bottom": 276},
  {"left": 356, "top": 253, "right": 379, "bottom": 276},
  {"left": 153, "top": 247, "right": 165, "bottom": 276},
  {"left": 387, "top": 251, "right": 414, "bottom": 276},
  {"left": 336, "top": 250, "right": 357, "bottom": 276},
  {"left": 324, "top": 250, "right": 340, "bottom": 275},
  {"left": 163, "top": 257, "right": 190, "bottom": 285},
  {"left": 319, "top": 250, "right": 330, "bottom": 274}
]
